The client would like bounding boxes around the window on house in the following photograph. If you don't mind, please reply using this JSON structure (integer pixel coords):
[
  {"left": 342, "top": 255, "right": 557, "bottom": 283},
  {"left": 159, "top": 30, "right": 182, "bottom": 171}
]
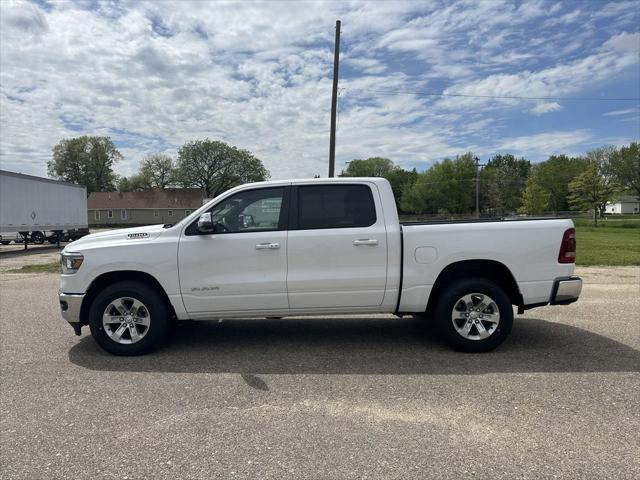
[
  {"left": 153, "top": 210, "right": 159, "bottom": 217},
  {"left": 108, "top": 210, "right": 113, "bottom": 219},
  {"left": 94, "top": 210, "right": 100, "bottom": 221},
  {"left": 168, "top": 210, "right": 173, "bottom": 217},
  {"left": 121, "top": 210, "right": 128, "bottom": 220}
]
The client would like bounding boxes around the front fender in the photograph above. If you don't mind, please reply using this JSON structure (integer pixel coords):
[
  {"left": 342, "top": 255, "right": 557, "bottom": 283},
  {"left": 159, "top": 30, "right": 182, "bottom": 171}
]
[{"left": 59, "top": 238, "right": 180, "bottom": 296}]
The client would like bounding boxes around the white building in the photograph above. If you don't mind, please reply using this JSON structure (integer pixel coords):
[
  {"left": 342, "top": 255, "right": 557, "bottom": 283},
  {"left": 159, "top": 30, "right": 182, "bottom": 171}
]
[{"left": 606, "top": 195, "right": 640, "bottom": 214}]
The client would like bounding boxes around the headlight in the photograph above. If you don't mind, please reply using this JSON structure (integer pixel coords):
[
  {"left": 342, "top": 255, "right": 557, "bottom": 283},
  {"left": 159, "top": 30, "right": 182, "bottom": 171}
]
[{"left": 61, "top": 252, "right": 84, "bottom": 274}]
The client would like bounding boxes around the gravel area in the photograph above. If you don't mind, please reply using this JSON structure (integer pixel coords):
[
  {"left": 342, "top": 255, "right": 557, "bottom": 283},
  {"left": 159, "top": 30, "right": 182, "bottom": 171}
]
[
  {"left": 0, "top": 248, "right": 63, "bottom": 273},
  {"left": 1, "top": 266, "right": 638, "bottom": 479}
]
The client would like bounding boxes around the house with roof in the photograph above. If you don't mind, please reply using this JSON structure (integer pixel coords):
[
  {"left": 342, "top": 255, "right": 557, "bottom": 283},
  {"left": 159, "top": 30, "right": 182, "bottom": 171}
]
[
  {"left": 605, "top": 195, "right": 640, "bottom": 215},
  {"left": 88, "top": 188, "right": 203, "bottom": 226}
]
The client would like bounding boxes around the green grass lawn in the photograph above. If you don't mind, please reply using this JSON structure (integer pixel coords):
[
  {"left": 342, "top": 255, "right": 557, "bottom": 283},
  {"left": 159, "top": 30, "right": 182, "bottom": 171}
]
[
  {"left": 574, "top": 217, "right": 640, "bottom": 266},
  {"left": 6, "top": 262, "right": 61, "bottom": 274}
]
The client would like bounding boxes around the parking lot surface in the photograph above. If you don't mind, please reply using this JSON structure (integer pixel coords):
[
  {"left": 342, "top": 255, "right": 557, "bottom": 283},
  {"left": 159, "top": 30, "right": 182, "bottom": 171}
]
[{"left": 1, "top": 263, "right": 639, "bottom": 479}]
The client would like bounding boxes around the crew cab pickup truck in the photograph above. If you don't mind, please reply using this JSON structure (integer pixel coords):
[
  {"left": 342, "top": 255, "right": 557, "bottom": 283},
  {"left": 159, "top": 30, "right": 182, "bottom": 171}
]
[{"left": 59, "top": 178, "right": 582, "bottom": 355}]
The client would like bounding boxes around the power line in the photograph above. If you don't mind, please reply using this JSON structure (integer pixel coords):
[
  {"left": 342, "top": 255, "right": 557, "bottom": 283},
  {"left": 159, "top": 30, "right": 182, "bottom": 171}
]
[{"left": 359, "top": 89, "right": 640, "bottom": 102}]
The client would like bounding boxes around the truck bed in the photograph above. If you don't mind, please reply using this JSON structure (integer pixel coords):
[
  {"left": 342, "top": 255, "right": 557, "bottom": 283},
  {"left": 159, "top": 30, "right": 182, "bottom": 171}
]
[{"left": 397, "top": 217, "right": 576, "bottom": 312}]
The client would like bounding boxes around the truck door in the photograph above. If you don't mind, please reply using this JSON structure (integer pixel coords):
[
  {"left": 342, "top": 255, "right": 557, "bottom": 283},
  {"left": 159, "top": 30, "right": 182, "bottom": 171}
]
[
  {"left": 286, "top": 183, "right": 388, "bottom": 309},
  {"left": 178, "top": 186, "right": 289, "bottom": 315}
]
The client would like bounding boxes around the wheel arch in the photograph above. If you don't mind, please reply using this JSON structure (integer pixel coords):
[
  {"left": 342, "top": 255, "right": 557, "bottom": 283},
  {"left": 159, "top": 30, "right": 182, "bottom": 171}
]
[
  {"left": 426, "top": 259, "right": 523, "bottom": 314},
  {"left": 79, "top": 270, "right": 175, "bottom": 326}
]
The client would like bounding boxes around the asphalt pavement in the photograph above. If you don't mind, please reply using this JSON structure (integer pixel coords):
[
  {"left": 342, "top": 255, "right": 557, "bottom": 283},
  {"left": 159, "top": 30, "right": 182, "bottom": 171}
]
[{"left": 1, "top": 267, "right": 638, "bottom": 479}]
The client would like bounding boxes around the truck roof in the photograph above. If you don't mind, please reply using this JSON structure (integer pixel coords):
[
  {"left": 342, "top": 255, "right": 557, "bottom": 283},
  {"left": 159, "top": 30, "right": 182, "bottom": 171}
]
[{"left": 232, "top": 177, "right": 391, "bottom": 188}]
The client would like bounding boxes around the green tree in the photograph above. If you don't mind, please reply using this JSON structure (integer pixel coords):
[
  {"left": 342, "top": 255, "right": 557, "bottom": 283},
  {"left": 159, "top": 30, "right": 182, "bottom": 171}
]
[
  {"left": 584, "top": 145, "right": 619, "bottom": 217},
  {"left": 340, "top": 157, "right": 417, "bottom": 209},
  {"left": 609, "top": 142, "right": 640, "bottom": 199},
  {"left": 48, "top": 136, "right": 122, "bottom": 193},
  {"left": 401, "top": 153, "right": 476, "bottom": 214},
  {"left": 385, "top": 167, "right": 418, "bottom": 210},
  {"left": 340, "top": 157, "right": 396, "bottom": 177},
  {"left": 117, "top": 173, "right": 150, "bottom": 192},
  {"left": 117, "top": 176, "right": 131, "bottom": 192},
  {"left": 175, "top": 139, "right": 269, "bottom": 198},
  {"left": 481, "top": 154, "right": 531, "bottom": 214},
  {"left": 526, "top": 155, "right": 588, "bottom": 212},
  {"left": 568, "top": 163, "right": 617, "bottom": 226},
  {"left": 139, "top": 153, "right": 175, "bottom": 189},
  {"left": 518, "top": 177, "right": 550, "bottom": 215}
]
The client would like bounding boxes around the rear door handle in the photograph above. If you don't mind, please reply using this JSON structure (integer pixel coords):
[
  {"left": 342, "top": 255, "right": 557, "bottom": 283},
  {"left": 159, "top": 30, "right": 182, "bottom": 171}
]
[
  {"left": 255, "top": 242, "right": 280, "bottom": 250},
  {"left": 353, "top": 239, "right": 378, "bottom": 246}
]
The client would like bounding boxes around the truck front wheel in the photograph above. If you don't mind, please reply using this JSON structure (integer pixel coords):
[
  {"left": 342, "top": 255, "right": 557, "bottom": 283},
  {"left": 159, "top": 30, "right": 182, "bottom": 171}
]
[
  {"left": 434, "top": 278, "right": 513, "bottom": 352},
  {"left": 88, "top": 281, "right": 171, "bottom": 355}
]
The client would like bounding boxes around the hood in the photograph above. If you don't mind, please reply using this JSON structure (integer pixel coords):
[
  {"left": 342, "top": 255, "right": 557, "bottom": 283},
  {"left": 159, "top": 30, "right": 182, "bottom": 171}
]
[{"left": 63, "top": 224, "right": 168, "bottom": 251}]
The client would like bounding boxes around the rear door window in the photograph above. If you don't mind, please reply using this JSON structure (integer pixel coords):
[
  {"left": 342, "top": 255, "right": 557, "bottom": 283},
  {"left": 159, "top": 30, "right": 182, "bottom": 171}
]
[{"left": 297, "top": 184, "right": 376, "bottom": 230}]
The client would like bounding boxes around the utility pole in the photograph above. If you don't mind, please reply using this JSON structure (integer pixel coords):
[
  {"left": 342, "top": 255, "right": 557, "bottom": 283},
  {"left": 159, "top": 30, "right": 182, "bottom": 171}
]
[
  {"left": 328, "top": 19, "right": 341, "bottom": 178},
  {"left": 474, "top": 156, "right": 485, "bottom": 218}
]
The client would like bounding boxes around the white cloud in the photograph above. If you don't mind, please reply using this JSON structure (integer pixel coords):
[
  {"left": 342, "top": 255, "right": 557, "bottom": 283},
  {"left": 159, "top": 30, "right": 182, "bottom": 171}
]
[
  {"left": 603, "top": 31, "right": 640, "bottom": 52},
  {"left": 496, "top": 130, "right": 591, "bottom": 157},
  {"left": 436, "top": 32, "right": 639, "bottom": 113},
  {"left": 343, "top": 57, "right": 386, "bottom": 75},
  {"left": 0, "top": 1, "right": 48, "bottom": 38},
  {"left": 0, "top": 0, "right": 637, "bottom": 180},
  {"left": 603, "top": 108, "right": 639, "bottom": 117},
  {"left": 530, "top": 102, "right": 562, "bottom": 115},
  {"left": 543, "top": 9, "right": 582, "bottom": 27}
]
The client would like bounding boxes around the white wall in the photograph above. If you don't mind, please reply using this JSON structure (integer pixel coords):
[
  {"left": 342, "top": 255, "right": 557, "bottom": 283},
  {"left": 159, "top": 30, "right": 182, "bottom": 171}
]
[
  {"left": 0, "top": 172, "right": 87, "bottom": 232},
  {"left": 606, "top": 200, "right": 640, "bottom": 214}
]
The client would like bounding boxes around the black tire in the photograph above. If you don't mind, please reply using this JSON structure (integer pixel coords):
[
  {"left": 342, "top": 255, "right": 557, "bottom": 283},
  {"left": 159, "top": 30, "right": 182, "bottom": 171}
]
[
  {"left": 0, "top": 241, "right": 9, "bottom": 245},
  {"left": 433, "top": 277, "right": 513, "bottom": 353},
  {"left": 88, "top": 281, "right": 172, "bottom": 355},
  {"left": 30, "top": 231, "right": 45, "bottom": 244}
]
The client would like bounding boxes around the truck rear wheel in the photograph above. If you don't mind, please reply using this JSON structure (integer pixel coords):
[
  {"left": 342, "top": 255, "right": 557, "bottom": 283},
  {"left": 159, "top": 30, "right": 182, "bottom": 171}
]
[
  {"left": 434, "top": 278, "right": 513, "bottom": 352},
  {"left": 88, "top": 281, "right": 171, "bottom": 355}
]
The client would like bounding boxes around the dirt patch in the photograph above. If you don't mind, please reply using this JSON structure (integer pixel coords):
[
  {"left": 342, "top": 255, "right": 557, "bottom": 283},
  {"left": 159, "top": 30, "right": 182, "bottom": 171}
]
[
  {"left": 0, "top": 250, "right": 62, "bottom": 273},
  {"left": 575, "top": 266, "right": 640, "bottom": 285}
]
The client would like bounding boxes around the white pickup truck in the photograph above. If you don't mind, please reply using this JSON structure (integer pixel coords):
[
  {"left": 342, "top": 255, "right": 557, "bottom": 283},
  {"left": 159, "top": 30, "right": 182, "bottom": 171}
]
[{"left": 59, "top": 178, "right": 582, "bottom": 355}]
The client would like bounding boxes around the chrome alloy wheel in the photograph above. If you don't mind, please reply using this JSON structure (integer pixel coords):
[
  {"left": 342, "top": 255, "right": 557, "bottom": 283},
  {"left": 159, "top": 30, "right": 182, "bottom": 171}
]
[
  {"left": 102, "top": 297, "right": 151, "bottom": 344},
  {"left": 451, "top": 293, "right": 500, "bottom": 341}
]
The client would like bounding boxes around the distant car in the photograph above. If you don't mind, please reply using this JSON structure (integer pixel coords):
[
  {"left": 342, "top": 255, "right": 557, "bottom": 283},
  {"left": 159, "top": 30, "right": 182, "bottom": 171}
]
[{"left": 58, "top": 178, "right": 582, "bottom": 355}]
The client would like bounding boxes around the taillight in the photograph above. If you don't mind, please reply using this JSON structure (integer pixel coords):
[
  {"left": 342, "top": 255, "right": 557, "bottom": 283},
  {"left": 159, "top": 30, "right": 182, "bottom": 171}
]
[{"left": 558, "top": 228, "right": 576, "bottom": 263}]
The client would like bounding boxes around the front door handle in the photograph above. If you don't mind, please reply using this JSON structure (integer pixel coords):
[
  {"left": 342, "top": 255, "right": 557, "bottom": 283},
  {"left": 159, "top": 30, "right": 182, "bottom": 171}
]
[
  {"left": 353, "top": 239, "right": 378, "bottom": 246},
  {"left": 255, "top": 242, "right": 280, "bottom": 250}
]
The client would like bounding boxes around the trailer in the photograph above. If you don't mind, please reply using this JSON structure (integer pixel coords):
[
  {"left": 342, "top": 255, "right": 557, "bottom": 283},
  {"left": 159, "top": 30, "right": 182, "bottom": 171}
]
[{"left": 0, "top": 170, "right": 89, "bottom": 249}]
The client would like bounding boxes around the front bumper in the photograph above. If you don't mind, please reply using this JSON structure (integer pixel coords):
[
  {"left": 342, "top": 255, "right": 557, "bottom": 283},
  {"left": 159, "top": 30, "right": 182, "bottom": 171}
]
[
  {"left": 550, "top": 276, "right": 582, "bottom": 305},
  {"left": 59, "top": 292, "right": 84, "bottom": 335}
]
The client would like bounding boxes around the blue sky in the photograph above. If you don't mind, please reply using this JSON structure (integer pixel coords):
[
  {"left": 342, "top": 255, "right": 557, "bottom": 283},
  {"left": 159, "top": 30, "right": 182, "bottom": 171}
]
[{"left": 0, "top": 0, "right": 638, "bottom": 179}]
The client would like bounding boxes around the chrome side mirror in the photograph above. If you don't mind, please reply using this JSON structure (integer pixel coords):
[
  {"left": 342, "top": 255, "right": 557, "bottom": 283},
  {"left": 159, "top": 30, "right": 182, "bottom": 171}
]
[{"left": 197, "top": 212, "right": 214, "bottom": 233}]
